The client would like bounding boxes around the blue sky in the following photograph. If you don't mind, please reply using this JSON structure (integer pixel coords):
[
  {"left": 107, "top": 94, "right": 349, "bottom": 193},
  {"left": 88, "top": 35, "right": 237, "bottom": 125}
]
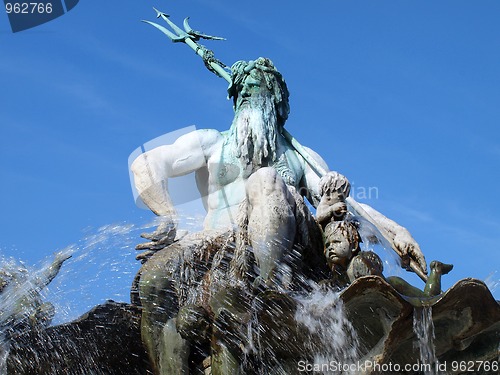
[{"left": 1, "top": 0, "right": 499, "bottom": 318}]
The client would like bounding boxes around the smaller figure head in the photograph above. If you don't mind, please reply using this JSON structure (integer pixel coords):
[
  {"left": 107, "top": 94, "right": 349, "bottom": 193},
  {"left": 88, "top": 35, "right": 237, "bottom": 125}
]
[
  {"left": 323, "top": 221, "right": 361, "bottom": 269},
  {"left": 319, "top": 171, "right": 351, "bottom": 204}
]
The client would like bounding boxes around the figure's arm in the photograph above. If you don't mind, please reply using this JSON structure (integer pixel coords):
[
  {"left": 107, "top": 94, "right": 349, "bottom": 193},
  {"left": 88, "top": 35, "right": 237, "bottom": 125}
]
[
  {"left": 355, "top": 201, "right": 427, "bottom": 275},
  {"left": 316, "top": 201, "right": 348, "bottom": 226},
  {"left": 315, "top": 201, "right": 332, "bottom": 226},
  {"left": 131, "top": 129, "right": 222, "bottom": 216}
]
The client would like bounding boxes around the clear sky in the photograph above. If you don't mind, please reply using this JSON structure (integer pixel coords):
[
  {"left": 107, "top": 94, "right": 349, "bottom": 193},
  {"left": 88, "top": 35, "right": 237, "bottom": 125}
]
[{"left": 1, "top": 1, "right": 499, "bottom": 319}]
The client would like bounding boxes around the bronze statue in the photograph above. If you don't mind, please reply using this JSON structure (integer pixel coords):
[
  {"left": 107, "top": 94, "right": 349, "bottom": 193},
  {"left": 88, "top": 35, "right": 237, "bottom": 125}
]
[{"left": 127, "top": 10, "right": 496, "bottom": 375}]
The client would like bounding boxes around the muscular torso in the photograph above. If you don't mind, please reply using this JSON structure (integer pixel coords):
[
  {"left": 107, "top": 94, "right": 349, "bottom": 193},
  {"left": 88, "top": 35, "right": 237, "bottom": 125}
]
[{"left": 202, "top": 133, "right": 305, "bottom": 229}]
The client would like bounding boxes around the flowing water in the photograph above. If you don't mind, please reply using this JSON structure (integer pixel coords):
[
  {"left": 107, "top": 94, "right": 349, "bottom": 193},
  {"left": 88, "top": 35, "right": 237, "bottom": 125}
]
[
  {"left": 0, "top": 209, "right": 440, "bottom": 374},
  {"left": 0, "top": 255, "right": 62, "bottom": 372},
  {"left": 295, "top": 287, "right": 360, "bottom": 374},
  {"left": 0, "top": 254, "right": 69, "bottom": 372},
  {"left": 42, "top": 211, "right": 205, "bottom": 324},
  {"left": 0, "top": 221, "right": 153, "bottom": 371},
  {"left": 0, "top": 212, "right": 367, "bottom": 373},
  {"left": 0, "top": 211, "right": 207, "bottom": 371},
  {"left": 413, "top": 306, "right": 438, "bottom": 375}
]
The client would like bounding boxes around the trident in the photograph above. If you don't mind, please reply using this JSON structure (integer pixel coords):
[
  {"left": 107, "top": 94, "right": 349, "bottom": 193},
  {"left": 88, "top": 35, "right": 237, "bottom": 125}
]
[{"left": 143, "top": 9, "right": 428, "bottom": 283}]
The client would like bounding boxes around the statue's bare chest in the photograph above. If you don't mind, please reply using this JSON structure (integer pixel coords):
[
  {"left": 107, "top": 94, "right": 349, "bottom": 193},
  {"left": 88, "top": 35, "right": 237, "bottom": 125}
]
[{"left": 206, "top": 140, "right": 303, "bottom": 190}]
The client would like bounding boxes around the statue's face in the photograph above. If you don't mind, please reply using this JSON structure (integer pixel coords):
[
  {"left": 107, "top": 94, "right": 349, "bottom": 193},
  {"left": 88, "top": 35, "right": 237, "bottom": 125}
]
[
  {"left": 325, "top": 231, "right": 355, "bottom": 268},
  {"left": 235, "top": 72, "right": 271, "bottom": 110}
]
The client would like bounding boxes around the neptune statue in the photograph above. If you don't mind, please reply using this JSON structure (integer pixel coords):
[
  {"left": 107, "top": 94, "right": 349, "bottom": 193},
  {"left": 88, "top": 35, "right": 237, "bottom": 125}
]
[{"left": 130, "top": 16, "right": 429, "bottom": 372}]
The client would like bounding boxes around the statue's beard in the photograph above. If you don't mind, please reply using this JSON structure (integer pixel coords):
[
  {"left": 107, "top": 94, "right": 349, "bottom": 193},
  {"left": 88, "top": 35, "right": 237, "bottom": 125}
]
[{"left": 228, "top": 95, "right": 278, "bottom": 168}]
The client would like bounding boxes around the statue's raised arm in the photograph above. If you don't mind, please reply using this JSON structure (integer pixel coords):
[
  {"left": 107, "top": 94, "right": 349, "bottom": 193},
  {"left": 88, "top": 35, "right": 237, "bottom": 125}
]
[{"left": 356, "top": 202, "right": 427, "bottom": 275}]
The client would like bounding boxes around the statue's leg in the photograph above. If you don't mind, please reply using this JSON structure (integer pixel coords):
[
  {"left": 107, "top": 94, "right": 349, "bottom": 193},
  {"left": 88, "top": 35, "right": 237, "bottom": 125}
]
[
  {"left": 158, "top": 319, "right": 190, "bottom": 375},
  {"left": 139, "top": 248, "right": 189, "bottom": 375},
  {"left": 423, "top": 261, "right": 453, "bottom": 297},
  {"left": 211, "top": 341, "right": 242, "bottom": 375},
  {"left": 386, "top": 276, "right": 426, "bottom": 298},
  {"left": 245, "top": 167, "right": 296, "bottom": 288},
  {"left": 210, "top": 287, "right": 252, "bottom": 375}
]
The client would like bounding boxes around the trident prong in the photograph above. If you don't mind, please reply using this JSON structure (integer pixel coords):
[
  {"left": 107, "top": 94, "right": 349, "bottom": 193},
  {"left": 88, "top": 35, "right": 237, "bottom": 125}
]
[
  {"left": 183, "top": 17, "right": 226, "bottom": 41},
  {"left": 143, "top": 8, "right": 231, "bottom": 82},
  {"left": 142, "top": 20, "right": 185, "bottom": 43},
  {"left": 146, "top": 8, "right": 226, "bottom": 43},
  {"left": 157, "top": 10, "right": 186, "bottom": 38}
]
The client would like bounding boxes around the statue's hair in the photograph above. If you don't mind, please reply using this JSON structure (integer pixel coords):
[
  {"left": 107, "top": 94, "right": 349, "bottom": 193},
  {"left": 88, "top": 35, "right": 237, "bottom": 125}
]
[
  {"left": 319, "top": 171, "right": 351, "bottom": 198},
  {"left": 228, "top": 57, "right": 290, "bottom": 126},
  {"left": 324, "top": 220, "right": 361, "bottom": 251}
]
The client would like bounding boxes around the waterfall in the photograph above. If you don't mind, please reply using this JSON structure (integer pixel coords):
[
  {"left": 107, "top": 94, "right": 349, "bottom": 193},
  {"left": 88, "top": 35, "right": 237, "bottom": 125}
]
[
  {"left": 295, "top": 287, "right": 360, "bottom": 374},
  {"left": 413, "top": 306, "right": 438, "bottom": 375}
]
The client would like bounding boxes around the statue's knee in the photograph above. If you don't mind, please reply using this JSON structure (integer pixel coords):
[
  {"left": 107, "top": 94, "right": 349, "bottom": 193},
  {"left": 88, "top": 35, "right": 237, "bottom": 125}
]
[
  {"left": 246, "top": 167, "right": 289, "bottom": 203},
  {"left": 252, "top": 166, "right": 277, "bottom": 179},
  {"left": 247, "top": 167, "right": 277, "bottom": 191}
]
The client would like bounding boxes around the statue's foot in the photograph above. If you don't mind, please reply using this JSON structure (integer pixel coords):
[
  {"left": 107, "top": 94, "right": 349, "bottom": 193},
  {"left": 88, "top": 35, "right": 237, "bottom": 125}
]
[{"left": 430, "top": 260, "right": 453, "bottom": 275}]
